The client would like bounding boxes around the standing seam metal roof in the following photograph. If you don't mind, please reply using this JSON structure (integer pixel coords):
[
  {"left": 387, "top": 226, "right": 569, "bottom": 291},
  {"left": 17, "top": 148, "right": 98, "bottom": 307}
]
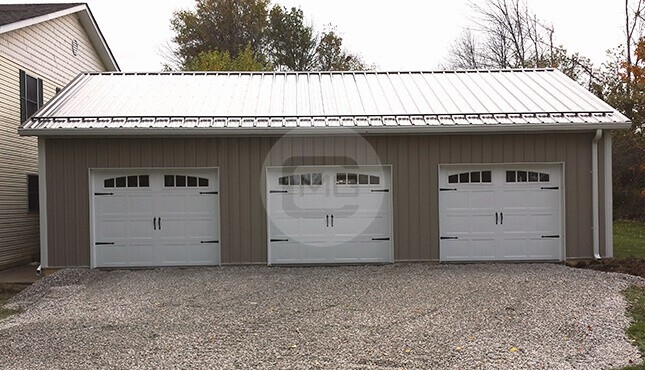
[{"left": 19, "top": 69, "right": 631, "bottom": 135}]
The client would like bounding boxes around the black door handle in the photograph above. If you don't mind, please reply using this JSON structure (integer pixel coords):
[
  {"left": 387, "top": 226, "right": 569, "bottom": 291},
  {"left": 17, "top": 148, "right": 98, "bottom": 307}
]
[
  {"left": 331, "top": 215, "right": 334, "bottom": 227},
  {"left": 326, "top": 215, "right": 329, "bottom": 227},
  {"left": 153, "top": 217, "right": 156, "bottom": 230},
  {"left": 500, "top": 212, "right": 503, "bottom": 225},
  {"left": 495, "top": 212, "right": 498, "bottom": 225},
  {"left": 159, "top": 217, "right": 162, "bottom": 230}
]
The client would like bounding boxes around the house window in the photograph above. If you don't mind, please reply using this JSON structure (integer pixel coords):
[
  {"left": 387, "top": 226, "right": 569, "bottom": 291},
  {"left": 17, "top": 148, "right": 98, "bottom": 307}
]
[
  {"left": 27, "top": 174, "right": 39, "bottom": 213},
  {"left": 19, "top": 70, "right": 43, "bottom": 122},
  {"left": 278, "top": 173, "right": 322, "bottom": 186},
  {"left": 336, "top": 173, "right": 380, "bottom": 186},
  {"left": 164, "top": 175, "right": 209, "bottom": 187},
  {"left": 104, "top": 175, "right": 149, "bottom": 188},
  {"left": 506, "top": 171, "right": 550, "bottom": 183}
]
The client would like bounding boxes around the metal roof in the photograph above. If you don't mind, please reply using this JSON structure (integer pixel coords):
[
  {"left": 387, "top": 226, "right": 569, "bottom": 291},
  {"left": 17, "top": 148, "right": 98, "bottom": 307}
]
[{"left": 19, "top": 69, "right": 630, "bottom": 136}]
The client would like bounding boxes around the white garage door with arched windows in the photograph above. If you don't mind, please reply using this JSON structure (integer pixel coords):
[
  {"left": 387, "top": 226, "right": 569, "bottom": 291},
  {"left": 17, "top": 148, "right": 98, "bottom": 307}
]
[
  {"left": 267, "top": 166, "right": 393, "bottom": 264},
  {"left": 91, "top": 169, "right": 220, "bottom": 268},
  {"left": 439, "top": 164, "right": 563, "bottom": 262}
]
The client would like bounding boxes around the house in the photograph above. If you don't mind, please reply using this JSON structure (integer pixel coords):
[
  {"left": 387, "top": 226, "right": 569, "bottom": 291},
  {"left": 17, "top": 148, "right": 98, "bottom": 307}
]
[
  {"left": 0, "top": 3, "right": 119, "bottom": 269},
  {"left": 18, "top": 69, "right": 630, "bottom": 268}
]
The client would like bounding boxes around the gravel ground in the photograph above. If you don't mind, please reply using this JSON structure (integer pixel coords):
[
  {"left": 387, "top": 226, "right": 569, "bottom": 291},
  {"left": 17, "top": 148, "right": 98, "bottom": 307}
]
[{"left": 0, "top": 264, "right": 642, "bottom": 369}]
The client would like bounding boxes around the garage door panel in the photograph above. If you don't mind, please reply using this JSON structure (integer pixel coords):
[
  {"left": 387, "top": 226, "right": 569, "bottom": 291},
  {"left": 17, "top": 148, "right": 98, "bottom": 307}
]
[
  {"left": 93, "top": 169, "right": 220, "bottom": 267},
  {"left": 268, "top": 166, "right": 392, "bottom": 264},
  {"left": 440, "top": 165, "right": 562, "bottom": 262}
]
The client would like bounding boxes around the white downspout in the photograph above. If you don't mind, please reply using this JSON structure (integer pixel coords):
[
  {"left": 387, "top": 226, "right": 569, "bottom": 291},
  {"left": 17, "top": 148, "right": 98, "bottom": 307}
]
[{"left": 592, "top": 129, "right": 602, "bottom": 260}]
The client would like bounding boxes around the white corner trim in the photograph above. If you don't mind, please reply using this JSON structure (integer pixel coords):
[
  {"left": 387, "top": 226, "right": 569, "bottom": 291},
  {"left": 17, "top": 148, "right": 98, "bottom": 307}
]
[
  {"left": 591, "top": 129, "right": 602, "bottom": 259},
  {"left": 38, "top": 137, "right": 48, "bottom": 267},
  {"left": 604, "top": 131, "right": 613, "bottom": 258}
]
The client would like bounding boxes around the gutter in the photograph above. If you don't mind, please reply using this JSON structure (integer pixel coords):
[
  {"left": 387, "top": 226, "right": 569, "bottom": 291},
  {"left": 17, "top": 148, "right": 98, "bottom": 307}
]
[{"left": 592, "top": 129, "right": 602, "bottom": 259}]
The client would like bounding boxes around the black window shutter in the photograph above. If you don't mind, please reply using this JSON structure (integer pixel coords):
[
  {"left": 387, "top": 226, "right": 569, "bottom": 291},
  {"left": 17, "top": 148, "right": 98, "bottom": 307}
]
[
  {"left": 38, "top": 78, "right": 43, "bottom": 108},
  {"left": 19, "top": 70, "right": 26, "bottom": 122}
]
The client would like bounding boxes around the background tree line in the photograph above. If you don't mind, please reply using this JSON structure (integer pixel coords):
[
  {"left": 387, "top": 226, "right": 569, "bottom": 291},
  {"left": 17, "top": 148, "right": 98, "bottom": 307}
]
[
  {"left": 168, "top": 0, "right": 645, "bottom": 220},
  {"left": 166, "top": 0, "right": 367, "bottom": 71}
]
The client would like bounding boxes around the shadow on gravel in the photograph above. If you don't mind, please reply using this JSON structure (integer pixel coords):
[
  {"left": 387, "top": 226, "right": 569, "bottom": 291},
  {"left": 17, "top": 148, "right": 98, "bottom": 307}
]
[{"left": 0, "top": 283, "right": 27, "bottom": 320}]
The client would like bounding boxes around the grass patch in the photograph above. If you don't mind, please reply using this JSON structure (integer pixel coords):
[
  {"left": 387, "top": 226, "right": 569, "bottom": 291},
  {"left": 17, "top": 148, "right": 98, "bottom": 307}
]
[
  {"left": 614, "top": 220, "right": 645, "bottom": 259},
  {"left": 622, "top": 285, "right": 645, "bottom": 369},
  {"left": 0, "top": 283, "right": 25, "bottom": 320}
]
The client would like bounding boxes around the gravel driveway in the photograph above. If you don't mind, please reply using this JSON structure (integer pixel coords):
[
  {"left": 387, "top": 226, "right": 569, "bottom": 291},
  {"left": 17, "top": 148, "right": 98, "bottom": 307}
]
[{"left": 0, "top": 264, "right": 642, "bottom": 369}]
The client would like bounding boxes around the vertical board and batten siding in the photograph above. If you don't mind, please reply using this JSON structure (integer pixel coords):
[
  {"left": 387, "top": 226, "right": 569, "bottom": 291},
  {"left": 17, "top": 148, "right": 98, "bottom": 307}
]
[
  {"left": 0, "top": 14, "right": 108, "bottom": 268},
  {"left": 44, "top": 133, "right": 604, "bottom": 267}
]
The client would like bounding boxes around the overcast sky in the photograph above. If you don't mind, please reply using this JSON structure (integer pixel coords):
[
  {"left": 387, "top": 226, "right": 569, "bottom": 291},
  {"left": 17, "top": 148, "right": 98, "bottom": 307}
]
[{"left": 26, "top": 0, "right": 629, "bottom": 71}]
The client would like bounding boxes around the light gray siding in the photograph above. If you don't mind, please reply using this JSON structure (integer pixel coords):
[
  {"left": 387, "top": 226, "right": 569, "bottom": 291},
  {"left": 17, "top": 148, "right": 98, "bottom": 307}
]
[
  {"left": 0, "top": 14, "right": 108, "bottom": 269},
  {"left": 43, "top": 133, "right": 607, "bottom": 267}
]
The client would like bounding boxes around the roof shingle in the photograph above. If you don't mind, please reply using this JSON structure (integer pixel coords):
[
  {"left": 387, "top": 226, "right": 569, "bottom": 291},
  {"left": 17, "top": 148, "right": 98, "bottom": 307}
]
[{"left": 0, "top": 3, "right": 82, "bottom": 27}]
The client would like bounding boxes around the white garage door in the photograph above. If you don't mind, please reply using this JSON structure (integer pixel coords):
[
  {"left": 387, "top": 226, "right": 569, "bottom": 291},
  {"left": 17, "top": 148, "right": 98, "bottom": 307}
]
[
  {"left": 439, "top": 164, "right": 562, "bottom": 262},
  {"left": 267, "top": 166, "right": 392, "bottom": 264},
  {"left": 92, "top": 169, "right": 220, "bottom": 267}
]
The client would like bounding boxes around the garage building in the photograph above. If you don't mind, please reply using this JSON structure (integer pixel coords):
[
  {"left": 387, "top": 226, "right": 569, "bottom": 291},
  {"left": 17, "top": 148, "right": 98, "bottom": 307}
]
[{"left": 19, "top": 69, "right": 630, "bottom": 268}]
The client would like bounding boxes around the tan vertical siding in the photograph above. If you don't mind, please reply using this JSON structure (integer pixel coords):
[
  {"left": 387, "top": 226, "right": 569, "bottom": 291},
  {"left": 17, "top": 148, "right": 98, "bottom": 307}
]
[{"left": 44, "top": 133, "right": 599, "bottom": 266}]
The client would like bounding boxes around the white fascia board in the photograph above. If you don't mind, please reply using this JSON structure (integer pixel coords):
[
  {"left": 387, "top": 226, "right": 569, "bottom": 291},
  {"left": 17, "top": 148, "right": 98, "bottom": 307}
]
[
  {"left": 0, "top": 5, "right": 87, "bottom": 34},
  {"left": 17, "top": 122, "right": 634, "bottom": 137}
]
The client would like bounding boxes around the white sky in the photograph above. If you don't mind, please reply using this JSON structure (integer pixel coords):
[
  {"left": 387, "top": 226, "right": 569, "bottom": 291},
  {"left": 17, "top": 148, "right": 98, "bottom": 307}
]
[{"left": 23, "top": 0, "right": 629, "bottom": 71}]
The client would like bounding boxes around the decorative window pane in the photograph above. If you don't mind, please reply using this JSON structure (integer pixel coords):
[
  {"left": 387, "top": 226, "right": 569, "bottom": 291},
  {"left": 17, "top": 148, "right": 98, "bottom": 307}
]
[
  {"left": 337, "top": 173, "right": 347, "bottom": 185},
  {"left": 278, "top": 176, "right": 289, "bottom": 185},
  {"left": 482, "top": 171, "right": 491, "bottom": 183},
  {"left": 470, "top": 171, "right": 480, "bottom": 183},
  {"left": 459, "top": 172, "right": 469, "bottom": 183},
  {"left": 104, "top": 178, "right": 115, "bottom": 188},
  {"left": 448, "top": 174, "right": 458, "bottom": 184},
  {"left": 539, "top": 173, "right": 549, "bottom": 182},
  {"left": 187, "top": 176, "right": 197, "bottom": 187},
  {"left": 517, "top": 171, "right": 528, "bottom": 182},
  {"left": 370, "top": 175, "right": 380, "bottom": 185},
  {"left": 139, "top": 175, "right": 149, "bottom": 187},
  {"left": 164, "top": 175, "right": 175, "bottom": 187},
  {"left": 301, "top": 174, "right": 311, "bottom": 185},
  {"left": 347, "top": 173, "right": 358, "bottom": 185},
  {"left": 199, "top": 177, "right": 209, "bottom": 187},
  {"left": 506, "top": 171, "right": 516, "bottom": 182},
  {"left": 528, "top": 171, "right": 539, "bottom": 182},
  {"left": 312, "top": 173, "right": 322, "bottom": 185},
  {"left": 127, "top": 175, "right": 138, "bottom": 187},
  {"left": 115, "top": 177, "right": 126, "bottom": 188},
  {"left": 359, "top": 174, "right": 368, "bottom": 184},
  {"left": 289, "top": 174, "right": 300, "bottom": 185},
  {"left": 176, "top": 175, "right": 186, "bottom": 187}
]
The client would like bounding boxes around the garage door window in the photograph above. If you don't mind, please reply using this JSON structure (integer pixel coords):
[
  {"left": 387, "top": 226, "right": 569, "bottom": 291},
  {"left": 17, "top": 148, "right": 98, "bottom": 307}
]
[
  {"left": 104, "top": 175, "right": 149, "bottom": 188},
  {"left": 506, "top": 171, "right": 549, "bottom": 183},
  {"left": 164, "top": 175, "right": 209, "bottom": 187},
  {"left": 278, "top": 173, "right": 322, "bottom": 186},
  {"left": 448, "top": 171, "right": 491, "bottom": 184},
  {"left": 336, "top": 173, "right": 380, "bottom": 185}
]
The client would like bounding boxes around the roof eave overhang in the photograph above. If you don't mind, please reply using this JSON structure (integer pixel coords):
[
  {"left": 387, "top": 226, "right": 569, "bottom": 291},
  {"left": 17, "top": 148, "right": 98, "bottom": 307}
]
[
  {"left": 18, "top": 122, "right": 633, "bottom": 137},
  {"left": 0, "top": 5, "right": 119, "bottom": 71}
]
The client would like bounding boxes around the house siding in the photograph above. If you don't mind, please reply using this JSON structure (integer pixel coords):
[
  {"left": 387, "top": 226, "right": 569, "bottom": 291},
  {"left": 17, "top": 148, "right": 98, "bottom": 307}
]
[
  {"left": 0, "top": 13, "right": 106, "bottom": 85},
  {"left": 0, "top": 14, "right": 108, "bottom": 269},
  {"left": 43, "top": 132, "right": 606, "bottom": 267}
]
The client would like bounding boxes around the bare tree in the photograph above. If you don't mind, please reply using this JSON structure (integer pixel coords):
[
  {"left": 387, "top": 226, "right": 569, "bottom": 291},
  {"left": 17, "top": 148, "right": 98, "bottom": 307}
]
[{"left": 448, "top": 0, "right": 557, "bottom": 69}]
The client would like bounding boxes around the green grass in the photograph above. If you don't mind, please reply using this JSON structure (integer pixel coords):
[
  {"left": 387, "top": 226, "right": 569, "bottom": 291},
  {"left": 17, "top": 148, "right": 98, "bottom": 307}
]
[
  {"left": 614, "top": 220, "right": 645, "bottom": 259},
  {"left": 621, "top": 286, "right": 645, "bottom": 369}
]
